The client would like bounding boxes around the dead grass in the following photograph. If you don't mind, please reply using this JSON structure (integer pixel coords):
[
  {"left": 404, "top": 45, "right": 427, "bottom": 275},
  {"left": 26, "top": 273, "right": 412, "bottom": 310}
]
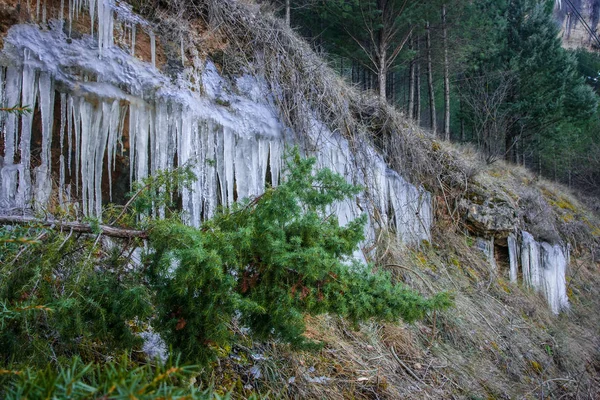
[{"left": 203, "top": 224, "right": 599, "bottom": 399}]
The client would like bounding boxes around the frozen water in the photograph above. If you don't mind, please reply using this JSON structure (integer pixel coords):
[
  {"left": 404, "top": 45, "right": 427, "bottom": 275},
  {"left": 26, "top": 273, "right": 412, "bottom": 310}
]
[
  {"left": 508, "top": 233, "right": 518, "bottom": 283},
  {"left": 518, "top": 231, "right": 569, "bottom": 314},
  {"left": 0, "top": 16, "right": 431, "bottom": 250}
]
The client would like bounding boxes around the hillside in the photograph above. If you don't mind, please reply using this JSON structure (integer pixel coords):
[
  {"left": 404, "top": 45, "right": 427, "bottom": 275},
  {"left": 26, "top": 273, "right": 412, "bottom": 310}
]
[{"left": 0, "top": 0, "right": 599, "bottom": 398}]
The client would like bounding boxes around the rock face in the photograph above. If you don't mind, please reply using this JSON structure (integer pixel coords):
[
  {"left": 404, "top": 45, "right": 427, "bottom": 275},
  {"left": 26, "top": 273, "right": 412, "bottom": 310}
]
[
  {"left": 555, "top": 0, "right": 600, "bottom": 51},
  {"left": 461, "top": 187, "right": 570, "bottom": 314},
  {"left": 460, "top": 188, "right": 519, "bottom": 240}
]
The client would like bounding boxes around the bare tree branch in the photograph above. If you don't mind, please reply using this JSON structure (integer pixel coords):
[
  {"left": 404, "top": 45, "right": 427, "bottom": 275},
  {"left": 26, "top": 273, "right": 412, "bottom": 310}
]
[{"left": 0, "top": 216, "right": 148, "bottom": 239}]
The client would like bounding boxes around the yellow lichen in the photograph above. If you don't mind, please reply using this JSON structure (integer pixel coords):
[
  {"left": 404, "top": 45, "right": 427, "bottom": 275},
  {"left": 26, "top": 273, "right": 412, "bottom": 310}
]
[
  {"left": 497, "top": 278, "right": 512, "bottom": 294},
  {"left": 528, "top": 360, "right": 543, "bottom": 375}
]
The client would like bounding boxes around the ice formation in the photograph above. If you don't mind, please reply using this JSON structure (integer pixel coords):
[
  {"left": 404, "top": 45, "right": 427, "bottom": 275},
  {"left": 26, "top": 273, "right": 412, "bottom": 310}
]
[
  {"left": 0, "top": 2, "right": 431, "bottom": 251},
  {"left": 516, "top": 231, "right": 570, "bottom": 314},
  {"left": 477, "top": 237, "right": 497, "bottom": 270},
  {"left": 474, "top": 231, "right": 568, "bottom": 314},
  {"left": 507, "top": 233, "right": 519, "bottom": 283}
]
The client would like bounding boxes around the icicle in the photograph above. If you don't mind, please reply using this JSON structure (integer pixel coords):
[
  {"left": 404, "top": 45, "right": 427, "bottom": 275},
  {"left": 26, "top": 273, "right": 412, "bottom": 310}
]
[
  {"left": 540, "top": 242, "right": 569, "bottom": 314},
  {"left": 488, "top": 236, "right": 496, "bottom": 270},
  {"left": 35, "top": 72, "right": 55, "bottom": 208},
  {"left": 68, "top": 0, "right": 73, "bottom": 37},
  {"left": 36, "top": 0, "right": 41, "bottom": 21},
  {"left": 42, "top": 1, "right": 47, "bottom": 24},
  {"left": 203, "top": 121, "right": 217, "bottom": 218},
  {"left": 1, "top": 67, "right": 21, "bottom": 207},
  {"left": 59, "top": 93, "right": 67, "bottom": 206},
  {"left": 178, "top": 110, "right": 193, "bottom": 224},
  {"left": 72, "top": 97, "right": 81, "bottom": 196},
  {"left": 89, "top": 0, "right": 96, "bottom": 37},
  {"left": 60, "top": 0, "right": 65, "bottom": 24},
  {"left": 0, "top": 67, "right": 4, "bottom": 134},
  {"left": 128, "top": 104, "right": 137, "bottom": 187},
  {"left": 131, "top": 23, "right": 136, "bottom": 57},
  {"left": 17, "top": 60, "right": 38, "bottom": 208},
  {"left": 521, "top": 231, "right": 569, "bottom": 314},
  {"left": 521, "top": 231, "right": 540, "bottom": 289},
  {"left": 3, "top": 67, "right": 21, "bottom": 166},
  {"left": 135, "top": 104, "right": 150, "bottom": 182},
  {"left": 78, "top": 100, "right": 91, "bottom": 215},
  {"left": 258, "top": 139, "right": 269, "bottom": 192},
  {"left": 67, "top": 95, "right": 73, "bottom": 176},
  {"left": 117, "top": 104, "right": 126, "bottom": 156},
  {"left": 508, "top": 233, "right": 518, "bottom": 283},
  {"left": 223, "top": 127, "right": 235, "bottom": 206},
  {"left": 149, "top": 30, "right": 156, "bottom": 68},
  {"left": 93, "top": 102, "right": 111, "bottom": 217},
  {"left": 106, "top": 100, "right": 120, "bottom": 201},
  {"left": 103, "top": 0, "right": 114, "bottom": 53}
]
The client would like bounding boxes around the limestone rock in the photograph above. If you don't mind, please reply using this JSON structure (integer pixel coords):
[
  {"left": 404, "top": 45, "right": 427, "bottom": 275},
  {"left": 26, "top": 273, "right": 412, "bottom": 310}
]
[{"left": 460, "top": 188, "right": 519, "bottom": 239}]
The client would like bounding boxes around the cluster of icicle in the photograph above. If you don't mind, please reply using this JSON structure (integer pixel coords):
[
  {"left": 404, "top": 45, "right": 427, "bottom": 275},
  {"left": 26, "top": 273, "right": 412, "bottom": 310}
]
[
  {"left": 30, "top": 0, "right": 157, "bottom": 65},
  {"left": 0, "top": 0, "right": 431, "bottom": 251},
  {"left": 507, "top": 232, "right": 570, "bottom": 314}
]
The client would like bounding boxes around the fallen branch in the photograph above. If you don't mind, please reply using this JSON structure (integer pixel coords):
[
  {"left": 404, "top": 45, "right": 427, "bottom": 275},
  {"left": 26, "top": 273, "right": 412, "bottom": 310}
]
[
  {"left": 0, "top": 216, "right": 148, "bottom": 239},
  {"left": 391, "top": 346, "right": 426, "bottom": 385},
  {"left": 384, "top": 263, "right": 437, "bottom": 294}
]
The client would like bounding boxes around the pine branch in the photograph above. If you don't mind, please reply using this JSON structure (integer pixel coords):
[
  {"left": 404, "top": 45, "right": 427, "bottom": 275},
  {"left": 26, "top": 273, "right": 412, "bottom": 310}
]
[{"left": 0, "top": 215, "right": 148, "bottom": 239}]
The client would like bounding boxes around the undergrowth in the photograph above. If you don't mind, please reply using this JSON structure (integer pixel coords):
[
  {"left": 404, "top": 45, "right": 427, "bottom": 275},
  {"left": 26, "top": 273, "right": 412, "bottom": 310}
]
[{"left": 0, "top": 151, "right": 450, "bottom": 396}]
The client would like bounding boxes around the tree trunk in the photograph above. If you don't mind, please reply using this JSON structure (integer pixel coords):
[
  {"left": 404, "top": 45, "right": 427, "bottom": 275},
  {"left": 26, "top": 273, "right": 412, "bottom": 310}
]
[
  {"left": 285, "top": 0, "right": 290, "bottom": 26},
  {"left": 408, "top": 35, "right": 416, "bottom": 119},
  {"left": 426, "top": 21, "right": 436, "bottom": 133},
  {"left": 442, "top": 5, "right": 450, "bottom": 140},
  {"left": 379, "top": 49, "right": 387, "bottom": 101},
  {"left": 415, "top": 37, "right": 422, "bottom": 124}
]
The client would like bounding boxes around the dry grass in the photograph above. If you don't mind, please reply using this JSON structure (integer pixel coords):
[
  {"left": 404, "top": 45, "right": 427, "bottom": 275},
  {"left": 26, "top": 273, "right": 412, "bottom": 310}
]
[{"left": 210, "top": 225, "right": 599, "bottom": 399}]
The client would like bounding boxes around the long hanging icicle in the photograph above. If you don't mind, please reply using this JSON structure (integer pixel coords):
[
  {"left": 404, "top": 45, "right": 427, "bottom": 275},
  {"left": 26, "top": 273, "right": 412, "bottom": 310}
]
[
  {"left": 131, "top": 23, "right": 136, "bottom": 56},
  {"left": 60, "top": 0, "right": 65, "bottom": 24},
  {"left": 59, "top": 93, "right": 67, "bottom": 206},
  {"left": 89, "top": 0, "right": 96, "bottom": 37},
  {"left": 35, "top": 72, "right": 55, "bottom": 208},
  {"left": 17, "top": 58, "right": 38, "bottom": 208},
  {"left": 1, "top": 67, "right": 21, "bottom": 207},
  {"left": 106, "top": 100, "right": 121, "bottom": 201}
]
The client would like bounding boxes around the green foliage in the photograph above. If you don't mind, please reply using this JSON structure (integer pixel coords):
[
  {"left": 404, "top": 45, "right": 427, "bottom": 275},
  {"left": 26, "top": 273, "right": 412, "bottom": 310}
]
[
  {"left": 572, "top": 48, "right": 600, "bottom": 93},
  {"left": 457, "top": 0, "right": 599, "bottom": 177},
  {"left": 0, "top": 356, "right": 220, "bottom": 399},
  {"left": 148, "top": 150, "right": 450, "bottom": 363},
  {"left": 0, "top": 225, "right": 153, "bottom": 367},
  {"left": 0, "top": 150, "right": 450, "bottom": 396}
]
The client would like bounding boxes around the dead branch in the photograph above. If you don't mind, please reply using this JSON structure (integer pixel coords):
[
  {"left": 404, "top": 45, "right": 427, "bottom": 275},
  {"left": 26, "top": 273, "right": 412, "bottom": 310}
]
[
  {"left": 0, "top": 216, "right": 148, "bottom": 239},
  {"left": 391, "top": 346, "right": 426, "bottom": 385}
]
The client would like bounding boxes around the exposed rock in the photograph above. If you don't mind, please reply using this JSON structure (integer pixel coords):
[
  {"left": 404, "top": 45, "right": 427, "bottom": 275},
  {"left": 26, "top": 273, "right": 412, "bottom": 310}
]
[{"left": 460, "top": 187, "right": 519, "bottom": 240}]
